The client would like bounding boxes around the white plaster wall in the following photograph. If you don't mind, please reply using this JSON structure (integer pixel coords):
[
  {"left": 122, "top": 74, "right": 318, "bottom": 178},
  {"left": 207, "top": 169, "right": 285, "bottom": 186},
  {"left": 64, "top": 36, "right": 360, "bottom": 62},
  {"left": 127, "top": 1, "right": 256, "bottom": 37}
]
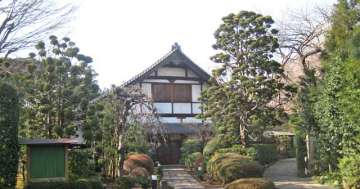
[
  {"left": 159, "top": 117, "right": 180, "bottom": 123},
  {"left": 141, "top": 83, "right": 152, "bottom": 98},
  {"left": 157, "top": 67, "right": 186, "bottom": 77},
  {"left": 174, "top": 80, "right": 200, "bottom": 84},
  {"left": 192, "top": 103, "right": 201, "bottom": 114},
  {"left": 143, "top": 79, "right": 170, "bottom": 83},
  {"left": 192, "top": 85, "right": 201, "bottom": 102},
  {"left": 188, "top": 70, "right": 198, "bottom": 78},
  {"left": 154, "top": 103, "right": 172, "bottom": 113},
  {"left": 173, "top": 103, "right": 191, "bottom": 114},
  {"left": 182, "top": 117, "right": 203, "bottom": 123}
]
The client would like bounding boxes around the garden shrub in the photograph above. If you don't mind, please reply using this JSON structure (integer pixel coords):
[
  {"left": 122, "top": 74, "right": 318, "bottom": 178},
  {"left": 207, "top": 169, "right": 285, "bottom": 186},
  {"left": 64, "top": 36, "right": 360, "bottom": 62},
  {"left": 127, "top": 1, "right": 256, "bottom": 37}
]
[
  {"left": 203, "top": 137, "right": 227, "bottom": 160},
  {"left": 216, "top": 145, "right": 254, "bottom": 158},
  {"left": 68, "top": 149, "right": 95, "bottom": 180},
  {"left": 130, "top": 167, "right": 149, "bottom": 177},
  {"left": 25, "top": 178, "right": 103, "bottom": 189},
  {"left": 250, "top": 144, "right": 278, "bottom": 165},
  {"left": 180, "top": 139, "right": 202, "bottom": 163},
  {"left": 184, "top": 152, "right": 203, "bottom": 170},
  {"left": 206, "top": 152, "right": 261, "bottom": 183},
  {"left": 224, "top": 178, "right": 276, "bottom": 189},
  {"left": 0, "top": 82, "right": 19, "bottom": 189},
  {"left": 116, "top": 176, "right": 135, "bottom": 189},
  {"left": 124, "top": 153, "right": 154, "bottom": 174},
  {"left": 339, "top": 155, "right": 360, "bottom": 189},
  {"left": 295, "top": 135, "right": 306, "bottom": 177}
]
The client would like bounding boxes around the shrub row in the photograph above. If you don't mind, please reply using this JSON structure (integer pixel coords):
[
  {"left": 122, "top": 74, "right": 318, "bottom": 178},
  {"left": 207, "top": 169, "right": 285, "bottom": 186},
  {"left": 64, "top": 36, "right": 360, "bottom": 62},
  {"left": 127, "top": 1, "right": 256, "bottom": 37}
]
[
  {"left": 25, "top": 178, "right": 103, "bottom": 189},
  {"left": 249, "top": 144, "right": 278, "bottom": 165}
]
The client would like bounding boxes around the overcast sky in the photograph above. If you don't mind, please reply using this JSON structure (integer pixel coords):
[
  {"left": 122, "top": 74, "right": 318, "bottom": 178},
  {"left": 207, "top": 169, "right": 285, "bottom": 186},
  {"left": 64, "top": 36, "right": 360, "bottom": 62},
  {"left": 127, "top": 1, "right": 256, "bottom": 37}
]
[{"left": 52, "top": 0, "right": 336, "bottom": 88}]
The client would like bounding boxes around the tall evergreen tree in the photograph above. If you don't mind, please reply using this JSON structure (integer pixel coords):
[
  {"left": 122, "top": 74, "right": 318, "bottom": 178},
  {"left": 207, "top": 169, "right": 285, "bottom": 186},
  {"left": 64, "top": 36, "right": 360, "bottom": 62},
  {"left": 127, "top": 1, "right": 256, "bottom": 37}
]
[{"left": 200, "top": 11, "right": 292, "bottom": 146}]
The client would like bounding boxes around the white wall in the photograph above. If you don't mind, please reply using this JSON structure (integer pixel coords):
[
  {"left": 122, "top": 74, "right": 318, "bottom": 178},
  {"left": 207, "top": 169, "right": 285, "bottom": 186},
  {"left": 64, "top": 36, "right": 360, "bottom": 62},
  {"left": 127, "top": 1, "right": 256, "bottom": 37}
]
[
  {"left": 141, "top": 83, "right": 152, "bottom": 98},
  {"left": 154, "top": 102, "right": 172, "bottom": 113},
  {"left": 173, "top": 103, "right": 191, "bottom": 114},
  {"left": 192, "top": 85, "right": 201, "bottom": 102},
  {"left": 157, "top": 67, "right": 186, "bottom": 77}
]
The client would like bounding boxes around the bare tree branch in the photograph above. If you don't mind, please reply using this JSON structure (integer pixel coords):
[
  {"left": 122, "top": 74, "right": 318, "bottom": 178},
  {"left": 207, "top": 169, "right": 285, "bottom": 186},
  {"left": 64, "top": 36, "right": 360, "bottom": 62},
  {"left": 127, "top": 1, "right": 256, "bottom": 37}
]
[{"left": 0, "top": 0, "right": 76, "bottom": 57}]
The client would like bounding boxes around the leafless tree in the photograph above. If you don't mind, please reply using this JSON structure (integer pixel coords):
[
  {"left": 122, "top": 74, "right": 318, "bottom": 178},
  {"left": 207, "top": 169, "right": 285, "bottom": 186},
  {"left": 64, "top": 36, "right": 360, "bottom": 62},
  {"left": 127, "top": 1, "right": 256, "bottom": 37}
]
[
  {"left": 277, "top": 7, "right": 331, "bottom": 71},
  {"left": 0, "top": 0, "right": 76, "bottom": 57}
]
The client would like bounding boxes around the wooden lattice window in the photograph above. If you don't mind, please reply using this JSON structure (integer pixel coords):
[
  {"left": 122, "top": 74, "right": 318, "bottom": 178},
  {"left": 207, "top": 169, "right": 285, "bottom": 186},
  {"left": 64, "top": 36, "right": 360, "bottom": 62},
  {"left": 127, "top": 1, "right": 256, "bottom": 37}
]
[{"left": 152, "top": 84, "right": 191, "bottom": 102}]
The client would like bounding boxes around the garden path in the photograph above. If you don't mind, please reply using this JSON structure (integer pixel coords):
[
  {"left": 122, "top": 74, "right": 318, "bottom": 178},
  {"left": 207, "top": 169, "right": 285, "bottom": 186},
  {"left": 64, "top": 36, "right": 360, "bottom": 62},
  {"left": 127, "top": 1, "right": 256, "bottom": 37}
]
[
  {"left": 162, "top": 165, "right": 205, "bottom": 189},
  {"left": 264, "top": 158, "right": 334, "bottom": 189}
]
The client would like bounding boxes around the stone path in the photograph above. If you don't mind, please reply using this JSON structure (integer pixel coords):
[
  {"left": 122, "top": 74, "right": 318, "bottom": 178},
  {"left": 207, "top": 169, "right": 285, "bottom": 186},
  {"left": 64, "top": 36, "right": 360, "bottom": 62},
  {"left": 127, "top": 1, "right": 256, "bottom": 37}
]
[
  {"left": 162, "top": 165, "right": 205, "bottom": 189},
  {"left": 264, "top": 158, "right": 334, "bottom": 189}
]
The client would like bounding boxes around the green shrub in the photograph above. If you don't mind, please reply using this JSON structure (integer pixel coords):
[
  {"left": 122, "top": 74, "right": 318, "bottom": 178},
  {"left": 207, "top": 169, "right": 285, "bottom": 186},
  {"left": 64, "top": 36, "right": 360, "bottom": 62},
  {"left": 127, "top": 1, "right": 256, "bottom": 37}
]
[
  {"left": 295, "top": 135, "right": 306, "bottom": 177},
  {"left": 116, "top": 177, "right": 135, "bottom": 189},
  {"left": 180, "top": 139, "right": 202, "bottom": 163},
  {"left": 316, "top": 171, "right": 342, "bottom": 187},
  {"left": 184, "top": 152, "right": 203, "bottom": 170},
  {"left": 224, "top": 178, "right": 276, "bottom": 189},
  {"left": 339, "top": 155, "right": 360, "bottom": 189},
  {"left": 0, "top": 82, "right": 19, "bottom": 188},
  {"left": 206, "top": 152, "right": 262, "bottom": 183},
  {"left": 203, "top": 137, "right": 227, "bottom": 160},
  {"left": 25, "top": 179, "right": 104, "bottom": 189},
  {"left": 116, "top": 176, "right": 150, "bottom": 189},
  {"left": 68, "top": 149, "right": 95, "bottom": 180},
  {"left": 250, "top": 144, "right": 278, "bottom": 165}
]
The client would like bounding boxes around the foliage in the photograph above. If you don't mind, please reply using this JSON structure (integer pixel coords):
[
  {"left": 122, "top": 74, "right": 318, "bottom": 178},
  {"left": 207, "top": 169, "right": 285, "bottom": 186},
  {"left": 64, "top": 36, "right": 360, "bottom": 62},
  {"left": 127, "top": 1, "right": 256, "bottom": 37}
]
[
  {"left": 215, "top": 145, "right": 249, "bottom": 156},
  {"left": 180, "top": 139, "right": 203, "bottom": 163},
  {"left": 16, "top": 36, "right": 100, "bottom": 139},
  {"left": 203, "top": 137, "right": 227, "bottom": 160},
  {"left": 130, "top": 167, "right": 149, "bottom": 177},
  {"left": 68, "top": 149, "right": 95, "bottom": 180},
  {"left": 250, "top": 144, "right": 278, "bottom": 165},
  {"left": 206, "top": 152, "right": 262, "bottom": 183},
  {"left": 25, "top": 178, "right": 103, "bottom": 189},
  {"left": 339, "top": 155, "right": 360, "bottom": 189},
  {"left": 116, "top": 177, "right": 134, "bottom": 189},
  {"left": 295, "top": 135, "right": 306, "bottom": 177},
  {"left": 199, "top": 10, "right": 291, "bottom": 147},
  {"left": 97, "top": 86, "right": 159, "bottom": 177},
  {"left": 184, "top": 152, "right": 203, "bottom": 170},
  {"left": 224, "top": 178, "right": 276, "bottom": 189},
  {"left": 116, "top": 176, "right": 150, "bottom": 189},
  {"left": 124, "top": 153, "right": 154, "bottom": 174},
  {"left": 315, "top": 171, "right": 342, "bottom": 188},
  {"left": 0, "top": 82, "right": 19, "bottom": 188}
]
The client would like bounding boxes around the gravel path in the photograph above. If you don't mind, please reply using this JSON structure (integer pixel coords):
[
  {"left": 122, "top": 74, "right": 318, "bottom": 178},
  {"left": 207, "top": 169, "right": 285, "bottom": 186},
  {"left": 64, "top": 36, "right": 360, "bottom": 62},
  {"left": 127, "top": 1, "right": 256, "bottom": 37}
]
[
  {"left": 162, "top": 165, "right": 205, "bottom": 189},
  {"left": 264, "top": 158, "right": 334, "bottom": 189}
]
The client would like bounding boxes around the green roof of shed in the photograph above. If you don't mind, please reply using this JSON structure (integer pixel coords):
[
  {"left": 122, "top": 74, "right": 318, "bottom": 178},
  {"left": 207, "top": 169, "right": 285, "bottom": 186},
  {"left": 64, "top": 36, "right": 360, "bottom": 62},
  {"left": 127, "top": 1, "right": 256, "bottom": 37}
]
[{"left": 19, "top": 138, "right": 84, "bottom": 146}]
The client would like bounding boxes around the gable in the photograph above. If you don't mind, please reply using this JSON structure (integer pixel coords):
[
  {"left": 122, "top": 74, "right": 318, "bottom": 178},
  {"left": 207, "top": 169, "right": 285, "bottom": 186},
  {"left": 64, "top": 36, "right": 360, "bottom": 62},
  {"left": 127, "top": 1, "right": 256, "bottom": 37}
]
[{"left": 123, "top": 44, "right": 210, "bottom": 86}]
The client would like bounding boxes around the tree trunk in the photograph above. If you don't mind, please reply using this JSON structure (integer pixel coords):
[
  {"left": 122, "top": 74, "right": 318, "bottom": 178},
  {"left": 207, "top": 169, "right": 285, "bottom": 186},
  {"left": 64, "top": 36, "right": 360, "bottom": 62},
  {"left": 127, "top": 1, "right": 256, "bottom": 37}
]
[
  {"left": 306, "top": 134, "right": 315, "bottom": 176},
  {"left": 239, "top": 124, "right": 248, "bottom": 147}
]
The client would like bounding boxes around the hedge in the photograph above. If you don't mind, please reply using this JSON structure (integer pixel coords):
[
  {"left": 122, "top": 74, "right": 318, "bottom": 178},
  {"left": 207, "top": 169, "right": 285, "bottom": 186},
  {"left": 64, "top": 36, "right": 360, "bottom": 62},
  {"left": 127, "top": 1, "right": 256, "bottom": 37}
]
[
  {"left": 25, "top": 178, "right": 103, "bottom": 189},
  {"left": 249, "top": 144, "right": 278, "bottom": 165},
  {"left": 207, "top": 153, "right": 263, "bottom": 184},
  {"left": 224, "top": 178, "right": 276, "bottom": 189},
  {"left": 68, "top": 149, "right": 95, "bottom": 180},
  {"left": 0, "top": 82, "right": 19, "bottom": 188}
]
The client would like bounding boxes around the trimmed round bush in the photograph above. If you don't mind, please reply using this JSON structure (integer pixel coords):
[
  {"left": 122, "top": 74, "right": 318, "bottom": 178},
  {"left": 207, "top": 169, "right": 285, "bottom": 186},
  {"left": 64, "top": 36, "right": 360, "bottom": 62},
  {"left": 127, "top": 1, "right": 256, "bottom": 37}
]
[
  {"left": 224, "top": 178, "right": 276, "bottom": 189},
  {"left": 207, "top": 153, "right": 263, "bottom": 184},
  {"left": 130, "top": 167, "right": 150, "bottom": 177},
  {"left": 124, "top": 153, "right": 154, "bottom": 174}
]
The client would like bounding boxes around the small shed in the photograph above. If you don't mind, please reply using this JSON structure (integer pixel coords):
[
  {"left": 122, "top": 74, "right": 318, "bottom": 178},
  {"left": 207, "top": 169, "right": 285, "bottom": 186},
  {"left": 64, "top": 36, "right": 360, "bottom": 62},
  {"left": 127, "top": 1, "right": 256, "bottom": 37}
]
[{"left": 19, "top": 138, "right": 84, "bottom": 183}]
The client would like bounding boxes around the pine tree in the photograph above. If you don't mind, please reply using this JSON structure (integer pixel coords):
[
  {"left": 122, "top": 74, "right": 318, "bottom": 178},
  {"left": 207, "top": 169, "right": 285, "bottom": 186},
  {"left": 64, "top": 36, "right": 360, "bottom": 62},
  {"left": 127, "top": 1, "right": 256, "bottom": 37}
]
[{"left": 200, "top": 11, "right": 291, "bottom": 146}]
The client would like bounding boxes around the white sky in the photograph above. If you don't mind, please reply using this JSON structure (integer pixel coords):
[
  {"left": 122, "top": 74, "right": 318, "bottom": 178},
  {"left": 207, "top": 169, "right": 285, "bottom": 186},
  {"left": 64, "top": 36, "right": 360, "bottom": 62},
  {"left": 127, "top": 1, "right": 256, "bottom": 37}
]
[{"left": 42, "top": 0, "right": 337, "bottom": 88}]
